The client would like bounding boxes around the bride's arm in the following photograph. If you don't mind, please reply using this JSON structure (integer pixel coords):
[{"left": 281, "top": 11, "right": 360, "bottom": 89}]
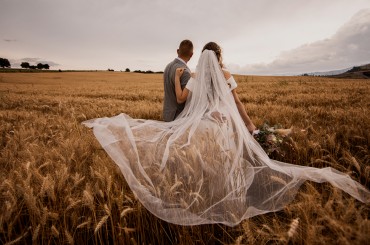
[
  {"left": 175, "top": 68, "right": 190, "bottom": 103},
  {"left": 223, "top": 70, "right": 257, "bottom": 133},
  {"left": 232, "top": 89, "right": 257, "bottom": 133}
]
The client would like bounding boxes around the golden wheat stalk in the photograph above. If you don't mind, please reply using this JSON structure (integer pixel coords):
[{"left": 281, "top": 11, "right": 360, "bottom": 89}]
[
  {"left": 235, "top": 235, "right": 244, "bottom": 245},
  {"left": 65, "top": 229, "right": 74, "bottom": 244},
  {"left": 51, "top": 225, "right": 60, "bottom": 238},
  {"left": 83, "top": 189, "right": 94, "bottom": 210},
  {"left": 66, "top": 199, "right": 82, "bottom": 212},
  {"left": 94, "top": 215, "right": 109, "bottom": 234},
  {"left": 120, "top": 207, "right": 135, "bottom": 218},
  {"left": 287, "top": 218, "right": 300, "bottom": 238},
  {"left": 76, "top": 218, "right": 92, "bottom": 229},
  {"left": 5, "top": 226, "right": 31, "bottom": 245},
  {"left": 32, "top": 224, "right": 40, "bottom": 242},
  {"left": 270, "top": 175, "right": 288, "bottom": 185}
]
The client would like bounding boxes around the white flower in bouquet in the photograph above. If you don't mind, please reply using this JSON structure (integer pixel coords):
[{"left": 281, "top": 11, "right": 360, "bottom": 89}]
[{"left": 267, "top": 134, "right": 277, "bottom": 143}]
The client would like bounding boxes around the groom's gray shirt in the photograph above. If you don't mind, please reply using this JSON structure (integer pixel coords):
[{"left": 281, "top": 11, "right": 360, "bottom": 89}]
[{"left": 163, "top": 58, "right": 191, "bottom": 122}]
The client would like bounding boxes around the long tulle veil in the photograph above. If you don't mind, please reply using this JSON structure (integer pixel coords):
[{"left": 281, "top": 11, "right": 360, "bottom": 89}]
[{"left": 82, "top": 50, "right": 369, "bottom": 226}]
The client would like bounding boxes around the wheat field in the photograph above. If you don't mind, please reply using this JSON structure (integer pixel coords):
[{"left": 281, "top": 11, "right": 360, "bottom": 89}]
[{"left": 0, "top": 72, "right": 369, "bottom": 244}]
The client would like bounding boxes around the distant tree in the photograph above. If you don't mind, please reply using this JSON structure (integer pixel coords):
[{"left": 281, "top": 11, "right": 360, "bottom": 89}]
[
  {"left": 37, "top": 63, "right": 44, "bottom": 69},
  {"left": 134, "top": 70, "right": 142, "bottom": 73},
  {"left": 108, "top": 68, "right": 114, "bottom": 71},
  {"left": 302, "top": 73, "right": 309, "bottom": 76},
  {"left": 348, "top": 66, "right": 361, "bottom": 72},
  {"left": 363, "top": 71, "right": 370, "bottom": 78},
  {"left": 21, "top": 62, "right": 30, "bottom": 69},
  {"left": 0, "top": 58, "right": 11, "bottom": 68},
  {"left": 29, "top": 65, "right": 37, "bottom": 69},
  {"left": 125, "top": 68, "right": 130, "bottom": 72},
  {"left": 42, "top": 64, "right": 50, "bottom": 69}
]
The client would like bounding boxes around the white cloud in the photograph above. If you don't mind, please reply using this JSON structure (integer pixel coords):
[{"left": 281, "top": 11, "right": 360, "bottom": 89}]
[{"left": 229, "top": 9, "right": 370, "bottom": 75}]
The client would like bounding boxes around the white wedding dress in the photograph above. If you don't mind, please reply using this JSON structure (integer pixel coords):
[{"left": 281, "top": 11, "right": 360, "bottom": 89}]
[{"left": 82, "top": 50, "right": 369, "bottom": 226}]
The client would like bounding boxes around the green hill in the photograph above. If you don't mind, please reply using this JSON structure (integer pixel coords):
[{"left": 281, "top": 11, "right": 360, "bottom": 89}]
[{"left": 330, "top": 63, "right": 370, "bottom": 79}]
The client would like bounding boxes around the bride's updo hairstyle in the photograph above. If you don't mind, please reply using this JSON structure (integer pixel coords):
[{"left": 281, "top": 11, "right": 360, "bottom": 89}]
[{"left": 202, "top": 42, "right": 223, "bottom": 68}]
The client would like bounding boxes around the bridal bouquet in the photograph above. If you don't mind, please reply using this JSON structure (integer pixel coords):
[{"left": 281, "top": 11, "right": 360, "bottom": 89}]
[{"left": 252, "top": 122, "right": 293, "bottom": 156}]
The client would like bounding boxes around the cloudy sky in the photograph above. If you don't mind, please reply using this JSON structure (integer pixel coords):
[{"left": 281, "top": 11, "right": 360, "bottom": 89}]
[{"left": 1, "top": 0, "right": 370, "bottom": 75}]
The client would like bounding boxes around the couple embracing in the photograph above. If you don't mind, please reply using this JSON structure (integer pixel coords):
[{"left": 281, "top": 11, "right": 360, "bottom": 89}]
[
  {"left": 163, "top": 40, "right": 256, "bottom": 134},
  {"left": 83, "top": 40, "right": 369, "bottom": 226}
]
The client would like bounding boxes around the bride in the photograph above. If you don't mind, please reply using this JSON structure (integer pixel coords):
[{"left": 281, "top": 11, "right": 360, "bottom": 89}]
[{"left": 82, "top": 43, "right": 369, "bottom": 226}]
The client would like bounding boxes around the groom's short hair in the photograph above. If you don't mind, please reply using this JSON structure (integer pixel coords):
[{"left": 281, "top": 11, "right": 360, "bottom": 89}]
[{"left": 178, "top": 40, "right": 193, "bottom": 57}]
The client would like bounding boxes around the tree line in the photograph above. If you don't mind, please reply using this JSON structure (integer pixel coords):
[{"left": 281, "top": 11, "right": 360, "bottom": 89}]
[
  {"left": 0, "top": 58, "right": 11, "bottom": 68},
  {"left": 1, "top": 57, "right": 163, "bottom": 73},
  {"left": 107, "top": 68, "right": 163, "bottom": 74},
  {"left": 21, "top": 62, "right": 50, "bottom": 70},
  {"left": 0, "top": 57, "right": 50, "bottom": 69}
]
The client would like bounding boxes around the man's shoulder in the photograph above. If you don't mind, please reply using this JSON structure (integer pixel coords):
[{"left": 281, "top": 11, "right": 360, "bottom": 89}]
[
  {"left": 165, "top": 59, "right": 186, "bottom": 75},
  {"left": 166, "top": 59, "right": 179, "bottom": 67},
  {"left": 165, "top": 59, "right": 177, "bottom": 73},
  {"left": 170, "top": 59, "right": 188, "bottom": 68}
]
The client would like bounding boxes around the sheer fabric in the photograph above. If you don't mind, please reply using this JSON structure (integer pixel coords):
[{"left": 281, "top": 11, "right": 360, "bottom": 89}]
[
  {"left": 186, "top": 74, "right": 237, "bottom": 92},
  {"left": 82, "top": 50, "right": 369, "bottom": 226}
]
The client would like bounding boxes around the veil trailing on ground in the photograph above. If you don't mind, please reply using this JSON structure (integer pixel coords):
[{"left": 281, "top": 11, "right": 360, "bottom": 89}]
[{"left": 82, "top": 50, "right": 369, "bottom": 226}]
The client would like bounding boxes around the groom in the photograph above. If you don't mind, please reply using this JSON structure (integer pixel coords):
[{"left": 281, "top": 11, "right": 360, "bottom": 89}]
[{"left": 163, "top": 40, "right": 193, "bottom": 122}]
